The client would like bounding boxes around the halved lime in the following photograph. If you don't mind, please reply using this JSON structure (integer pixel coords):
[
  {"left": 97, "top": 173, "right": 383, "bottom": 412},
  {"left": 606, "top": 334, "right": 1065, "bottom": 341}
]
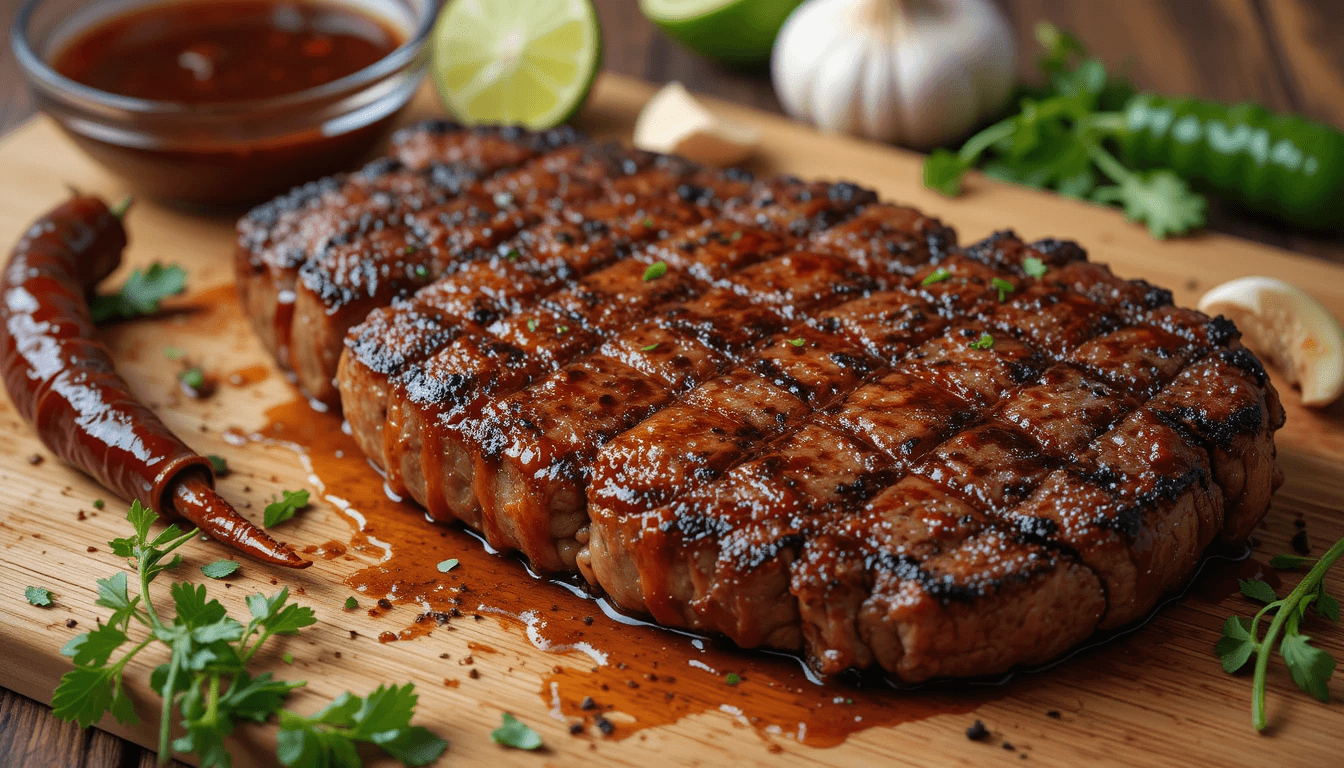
[
  {"left": 640, "top": 0, "right": 802, "bottom": 67},
  {"left": 431, "top": 0, "right": 603, "bottom": 129}
]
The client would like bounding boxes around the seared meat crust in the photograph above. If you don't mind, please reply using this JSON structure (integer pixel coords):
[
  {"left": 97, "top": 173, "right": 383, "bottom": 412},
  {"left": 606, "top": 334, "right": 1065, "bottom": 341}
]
[{"left": 240, "top": 123, "right": 1284, "bottom": 682}]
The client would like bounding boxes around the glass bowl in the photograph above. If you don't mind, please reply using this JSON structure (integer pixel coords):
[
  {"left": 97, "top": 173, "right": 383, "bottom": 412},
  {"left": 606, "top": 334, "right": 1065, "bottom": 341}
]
[{"left": 12, "top": 0, "right": 437, "bottom": 208}]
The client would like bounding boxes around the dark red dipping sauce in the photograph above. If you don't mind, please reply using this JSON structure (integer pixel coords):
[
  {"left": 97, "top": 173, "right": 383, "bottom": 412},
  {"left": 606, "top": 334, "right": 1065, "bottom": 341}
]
[
  {"left": 53, "top": 1, "right": 398, "bottom": 102},
  {"left": 44, "top": 0, "right": 410, "bottom": 208}
]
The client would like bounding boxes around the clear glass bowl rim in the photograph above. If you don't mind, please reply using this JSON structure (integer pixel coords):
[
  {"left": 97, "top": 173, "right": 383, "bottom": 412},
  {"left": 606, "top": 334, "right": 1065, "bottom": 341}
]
[{"left": 10, "top": 0, "right": 438, "bottom": 118}]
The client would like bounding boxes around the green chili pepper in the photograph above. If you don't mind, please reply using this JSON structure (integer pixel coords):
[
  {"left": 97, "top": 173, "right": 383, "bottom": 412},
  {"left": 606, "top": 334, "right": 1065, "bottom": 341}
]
[
  {"left": 924, "top": 23, "right": 1344, "bottom": 236},
  {"left": 1119, "top": 93, "right": 1344, "bottom": 230}
]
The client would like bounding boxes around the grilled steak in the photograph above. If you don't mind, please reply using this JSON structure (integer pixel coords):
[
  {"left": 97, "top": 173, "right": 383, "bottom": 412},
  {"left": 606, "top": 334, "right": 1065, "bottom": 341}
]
[{"left": 240, "top": 122, "right": 1284, "bottom": 682}]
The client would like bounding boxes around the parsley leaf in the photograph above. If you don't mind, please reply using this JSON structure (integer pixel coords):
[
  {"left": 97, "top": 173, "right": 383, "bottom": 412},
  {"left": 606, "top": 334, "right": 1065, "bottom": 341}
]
[
  {"left": 643, "top": 261, "right": 668, "bottom": 281},
  {"left": 201, "top": 560, "right": 240, "bottom": 579},
  {"left": 344, "top": 597, "right": 359, "bottom": 610},
  {"left": 969, "top": 332, "right": 995, "bottom": 350},
  {"left": 1091, "top": 170, "right": 1206, "bottom": 239},
  {"left": 923, "top": 149, "right": 970, "bottom": 196},
  {"left": 207, "top": 455, "right": 230, "bottom": 477},
  {"left": 1022, "top": 256, "right": 1049, "bottom": 278},
  {"left": 641, "top": 343, "right": 659, "bottom": 352},
  {"left": 1215, "top": 616, "right": 1255, "bottom": 673},
  {"left": 180, "top": 367, "right": 206, "bottom": 392},
  {"left": 725, "top": 673, "right": 741, "bottom": 686},
  {"left": 1218, "top": 535, "right": 1344, "bottom": 730},
  {"left": 1239, "top": 578, "right": 1278, "bottom": 605},
  {"left": 991, "top": 277, "right": 1015, "bottom": 302},
  {"left": 62, "top": 622, "right": 128, "bottom": 667},
  {"left": 921, "top": 267, "right": 951, "bottom": 286},
  {"left": 25, "top": 586, "right": 53, "bottom": 606},
  {"left": 491, "top": 712, "right": 541, "bottom": 750},
  {"left": 52, "top": 502, "right": 445, "bottom": 766},
  {"left": 437, "top": 559, "right": 459, "bottom": 573},
  {"left": 264, "top": 489, "right": 310, "bottom": 528},
  {"left": 90, "top": 263, "right": 188, "bottom": 323},
  {"left": 788, "top": 338, "right": 805, "bottom": 347},
  {"left": 1281, "top": 633, "right": 1334, "bottom": 702}
]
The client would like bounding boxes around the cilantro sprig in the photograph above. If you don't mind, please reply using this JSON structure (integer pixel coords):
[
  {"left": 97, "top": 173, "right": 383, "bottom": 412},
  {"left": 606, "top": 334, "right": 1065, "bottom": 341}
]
[
  {"left": 91, "top": 263, "right": 188, "bottom": 323},
  {"left": 923, "top": 23, "right": 1206, "bottom": 239},
  {"left": 52, "top": 502, "right": 446, "bottom": 767},
  {"left": 1217, "top": 535, "right": 1344, "bottom": 731},
  {"left": 264, "top": 490, "right": 311, "bottom": 529}
]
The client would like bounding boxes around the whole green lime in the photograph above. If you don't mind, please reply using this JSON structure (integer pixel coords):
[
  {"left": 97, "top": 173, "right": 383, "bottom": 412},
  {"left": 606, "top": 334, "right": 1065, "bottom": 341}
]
[{"left": 641, "top": 0, "right": 804, "bottom": 67}]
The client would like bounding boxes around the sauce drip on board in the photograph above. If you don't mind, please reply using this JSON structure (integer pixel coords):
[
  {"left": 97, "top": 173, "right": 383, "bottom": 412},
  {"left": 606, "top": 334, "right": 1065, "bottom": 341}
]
[{"left": 52, "top": 0, "right": 399, "bottom": 102}]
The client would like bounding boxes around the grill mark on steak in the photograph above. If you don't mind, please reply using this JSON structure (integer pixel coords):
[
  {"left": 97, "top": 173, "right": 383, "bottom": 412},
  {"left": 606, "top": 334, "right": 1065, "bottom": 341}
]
[{"left": 242, "top": 127, "right": 1282, "bottom": 683}]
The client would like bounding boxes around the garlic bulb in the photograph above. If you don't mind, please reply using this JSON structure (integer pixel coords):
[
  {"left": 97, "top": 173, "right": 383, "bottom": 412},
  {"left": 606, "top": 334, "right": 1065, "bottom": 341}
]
[{"left": 772, "top": 0, "right": 1017, "bottom": 148}]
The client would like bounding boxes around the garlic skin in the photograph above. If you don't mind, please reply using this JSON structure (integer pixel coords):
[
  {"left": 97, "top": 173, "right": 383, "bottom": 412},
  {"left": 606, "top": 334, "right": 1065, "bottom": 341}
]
[{"left": 772, "top": 0, "right": 1017, "bottom": 148}]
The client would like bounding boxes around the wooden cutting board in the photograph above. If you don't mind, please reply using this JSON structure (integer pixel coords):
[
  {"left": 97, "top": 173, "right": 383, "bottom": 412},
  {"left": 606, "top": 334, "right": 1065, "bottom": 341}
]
[{"left": 2, "top": 73, "right": 1343, "bottom": 768}]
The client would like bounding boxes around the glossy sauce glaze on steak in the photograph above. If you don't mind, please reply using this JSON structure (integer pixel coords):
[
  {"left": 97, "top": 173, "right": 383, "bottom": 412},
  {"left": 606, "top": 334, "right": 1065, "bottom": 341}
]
[{"left": 238, "top": 122, "right": 1284, "bottom": 682}]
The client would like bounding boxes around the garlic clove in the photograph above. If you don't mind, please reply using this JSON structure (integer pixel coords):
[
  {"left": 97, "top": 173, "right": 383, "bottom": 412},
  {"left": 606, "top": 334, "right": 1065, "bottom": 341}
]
[
  {"left": 633, "top": 82, "right": 760, "bottom": 167},
  {"left": 1198, "top": 276, "right": 1344, "bottom": 407}
]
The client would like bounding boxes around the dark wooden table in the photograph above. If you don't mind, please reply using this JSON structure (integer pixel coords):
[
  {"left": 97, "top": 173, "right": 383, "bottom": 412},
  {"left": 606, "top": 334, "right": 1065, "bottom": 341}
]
[{"left": 2, "top": 1, "right": 1342, "bottom": 765}]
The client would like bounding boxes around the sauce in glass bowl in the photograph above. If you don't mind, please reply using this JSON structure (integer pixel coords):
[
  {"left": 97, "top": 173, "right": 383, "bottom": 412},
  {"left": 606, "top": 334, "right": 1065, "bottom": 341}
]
[
  {"left": 14, "top": 0, "right": 435, "bottom": 208},
  {"left": 53, "top": 1, "right": 401, "bottom": 103}
]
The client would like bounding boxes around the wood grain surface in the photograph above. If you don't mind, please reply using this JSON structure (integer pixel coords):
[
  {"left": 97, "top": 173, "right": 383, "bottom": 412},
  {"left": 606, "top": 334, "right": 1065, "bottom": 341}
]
[{"left": 1, "top": 1, "right": 1343, "bottom": 766}]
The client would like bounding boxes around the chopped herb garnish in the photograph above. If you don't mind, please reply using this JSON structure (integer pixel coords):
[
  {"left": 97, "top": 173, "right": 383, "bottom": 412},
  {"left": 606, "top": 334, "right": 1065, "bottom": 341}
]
[
  {"left": 436, "top": 559, "right": 459, "bottom": 573},
  {"left": 557, "top": 325, "right": 569, "bottom": 335},
  {"left": 641, "top": 343, "right": 659, "bottom": 352},
  {"left": 491, "top": 712, "right": 542, "bottom": 750},
  {"left": 414, "top": 265, "right": 428, "bottom": 278},
  {"left": 643, "top": 218, "right": 655, "bottom": 228},
  {"left": 730, "top": 231, "right": 743, "bottom": 242},
  {"left": 207, "top": 454, "right": 229, "bottom": 477},
  {"left": 93, "top": 499, "right": 105, "bottom": 509},
  {"left": 164, "top": 347, "right": 185, "bottom": 360},
  {"left": 969, "top": 332, "right": 995, "bottom": 350},
  {"left": 788, "top": 338, "right": 805, "bottom": 347},
  {"left": 49, "top": 501, "right": 446, "bottom": 766},
  {"left": 179, "top": 367, "right": 205, "bottom": 392},
  {"left": 263, "top": 489, "right": 310, "bottom": 528},
  {"left": 643, "top": 261, "right": 668, "bottom": 281},
  {"left": 282, "top": 652, "right": 294, "bottom": 665},
  {"left": 25, "top": 586, "right": 53, "bottom": 607},
  {"left": 1218, "top": 536, "right": 1344, "bottom": 730},
  {"left": 1022, "top": 256, "right": 1048, "bottom": 278},
  {"left": 90, "top": 263, "right": 187, "bottom": 323},
  {"left": 991, "top": 277, "right": 1015, "bottom": 301},
  {"left": 405, "top": 245, "right": 418, "bottom": 255},
  {"left": 526, "top": 318, "right": 537, "bottom": 333},
  {"left": 506, "top": 249, "right": 520, "bottom": 262},
  {"left": 725, "top": 673, "right": 741, "bottom": 686},
  {"left": 200, "top": 559, "right": 239, "bottom": 579},
  {"left": 921, "top": 267, "right": 951, "bottom": 286}
]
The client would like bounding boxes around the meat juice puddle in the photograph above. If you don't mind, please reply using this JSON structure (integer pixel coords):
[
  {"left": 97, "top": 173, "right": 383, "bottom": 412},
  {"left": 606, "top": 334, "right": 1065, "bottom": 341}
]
[{"left": 248, "top": 398, "right": 996, "bottom": 747}]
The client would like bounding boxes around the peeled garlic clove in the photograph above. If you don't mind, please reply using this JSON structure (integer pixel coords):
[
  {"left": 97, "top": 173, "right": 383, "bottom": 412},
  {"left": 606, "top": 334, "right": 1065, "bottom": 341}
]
[
  {"left": 633, "top": 82, "right": 760, "bottom": 167},
  {"left": 1198, "top": 276, "right": 1344, "bottom": 407}
]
